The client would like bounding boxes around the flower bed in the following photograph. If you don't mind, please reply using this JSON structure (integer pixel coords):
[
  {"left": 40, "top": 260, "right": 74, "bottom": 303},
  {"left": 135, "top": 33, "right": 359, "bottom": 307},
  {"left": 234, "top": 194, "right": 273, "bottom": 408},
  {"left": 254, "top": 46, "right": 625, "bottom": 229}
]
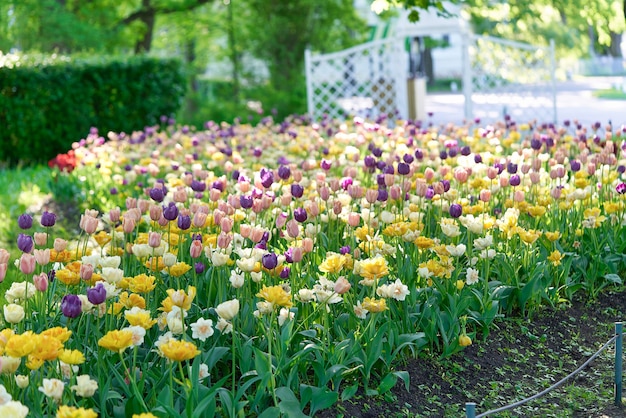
[{"left": 1, "top": 115, "right": 625, "bottom": 417}]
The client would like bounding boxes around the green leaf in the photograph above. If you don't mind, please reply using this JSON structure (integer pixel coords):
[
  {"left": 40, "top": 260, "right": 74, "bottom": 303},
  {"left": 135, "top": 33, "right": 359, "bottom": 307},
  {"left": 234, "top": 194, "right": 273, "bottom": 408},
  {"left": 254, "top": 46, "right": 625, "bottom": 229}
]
[
  {"left": 376, "top": 373, "right": 398, "bottom": 395},
  {"left": 300, "top": 385, "right": 338, "bottom": 416},
  {"left": 393, "top": 371, "right": 411, "bottom": 392},
  {"left": 341, "top": 384, "right": 359, "bottom": 401},
  {"left": 604, "top": 273, "right": 622, "bottom": 284},
  {"left": 258, "top": 407, "right": 281, "bottom": 418}
]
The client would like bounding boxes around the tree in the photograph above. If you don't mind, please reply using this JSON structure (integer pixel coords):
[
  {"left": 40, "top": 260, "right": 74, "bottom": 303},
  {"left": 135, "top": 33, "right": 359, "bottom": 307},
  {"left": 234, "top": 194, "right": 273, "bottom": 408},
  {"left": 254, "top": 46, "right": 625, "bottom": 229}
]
[{"left": 240, "top": 0, "right": 368, "bottom": 115}]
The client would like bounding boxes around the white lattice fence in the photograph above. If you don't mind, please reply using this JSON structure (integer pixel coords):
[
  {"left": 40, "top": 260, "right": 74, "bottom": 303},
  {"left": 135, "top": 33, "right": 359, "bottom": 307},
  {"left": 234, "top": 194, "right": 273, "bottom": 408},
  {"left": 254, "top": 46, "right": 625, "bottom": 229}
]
[
  {"left": 305, "top": 38, "right": 408, "bottom": 121},
  {"left": 467, "top": 35, "right": 556, "bottom": 124}
]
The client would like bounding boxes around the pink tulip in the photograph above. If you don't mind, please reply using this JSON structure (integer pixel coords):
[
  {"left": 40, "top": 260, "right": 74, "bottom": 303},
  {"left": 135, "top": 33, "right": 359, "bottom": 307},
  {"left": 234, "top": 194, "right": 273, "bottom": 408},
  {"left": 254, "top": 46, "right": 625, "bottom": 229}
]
[
  {"left": 0, "top": 249, "right": 9, "bottom": 264},
  {"left": 190, "top": 240, "right": 203, "bottom": 258},
  {"left": 54, "top": 238, "right": 67, "bottom": 252},
  {"left": 80, "top": 263, "right": 94, "bottom": 281},
  {"left": 33, "top": 272, "right": 48, "bottom": 292},
  {"left": 34, "top": 249, "right": 50, "bottom": 266},
  {"left": 19, "top": 253, "right": 36, "bottom": 275},
  {"left": 34, "top": 232, "right": 48, "bottom": 247},
  {"left": 0, "top": 263, "right": 7, "bottom": 282}
]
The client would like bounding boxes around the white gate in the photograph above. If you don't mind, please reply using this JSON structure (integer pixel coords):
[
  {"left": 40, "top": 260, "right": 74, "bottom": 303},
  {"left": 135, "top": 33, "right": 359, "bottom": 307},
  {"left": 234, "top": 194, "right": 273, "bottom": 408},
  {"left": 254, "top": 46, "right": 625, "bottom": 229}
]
[
  {"left": 305, "top": 34, "right": 556, "bottom": 124},
  {"left": 465, "top": 35, "right": 556, "bottom": 124},
  {"left": 304, "top": 38, "right": 408, "bottom": 122}
]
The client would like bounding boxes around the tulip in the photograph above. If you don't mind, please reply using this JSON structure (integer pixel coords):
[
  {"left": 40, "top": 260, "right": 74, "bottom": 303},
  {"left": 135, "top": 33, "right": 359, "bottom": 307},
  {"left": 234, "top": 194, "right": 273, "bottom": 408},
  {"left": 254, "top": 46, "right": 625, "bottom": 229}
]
[
  {"left": 294, "top": 208, "right": 308, "bottom": 223},
  {"left": 17, "top": 234, "right": 33, "bottom": 253},
  {"left": 0, "top": 249, "right": 9, "bottom": 264},
  {"left": 262, "top": 253, "right": 278, "bottom": 270},
  {"left": 18, "top": 214, "right": 33, "bottom": 230},
  {"left": 54, "top": 238, "right": 67, "bottom": 252},
  {"left": 33, "top": 272, "right": 48, "bottom": 292},
  {"left": 0, "top": 264, "right": 7, "bottom": 282},
  {"left": 40, "top": 211, "right": 57, "bottom": 227},
  {"left": 177, "top": 215, "right": 191, "bottom": 231},
  {"left": 34, "top": 249, "right": 50, "bottom": 266},
  {"left": 148, "top": 232, "right": 162, "bottom": 248},
  {"left": 87, "top": 283, "right": 107, "bottom": 305},
  {"left": 61, "top": 294, "right": 82, "bottom": 318},
  {"left": 109, "top": 208, "right": 121, "bottom": 223},
  {"left": 19, "top": 253, "right": 36, "bottom": 275},
  {"left": 215, "top": 299, "right": 239, "bottom": 321},
  {"left": 163, "top": 202, "right": 179, "bottom": 221},
  {"left": 334, "top": 277, "right": 352, "bottom": 294},
  {"left": 4, "top": 304, "right": 25, "bottom": 324},
  {"left": 80, "top": 264, "right": 94, "bottom": 281},
  {"left": 449, "top": 204, "right": 463, "bottom": 218},
  {"left": 149, "top": 187, "right": 165, "bottom": 202}
]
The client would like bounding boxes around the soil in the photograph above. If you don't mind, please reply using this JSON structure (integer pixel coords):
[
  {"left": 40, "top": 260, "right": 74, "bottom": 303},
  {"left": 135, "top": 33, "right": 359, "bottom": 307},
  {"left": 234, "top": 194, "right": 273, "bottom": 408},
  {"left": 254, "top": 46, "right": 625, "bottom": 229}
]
[{"left": 318, "top": 289, "right": 626, "bottom": 418}]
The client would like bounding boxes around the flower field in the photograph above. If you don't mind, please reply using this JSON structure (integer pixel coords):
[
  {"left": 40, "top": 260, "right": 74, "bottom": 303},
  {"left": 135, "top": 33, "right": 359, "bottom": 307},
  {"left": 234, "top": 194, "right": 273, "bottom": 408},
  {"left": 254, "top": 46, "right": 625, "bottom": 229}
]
[{"left": 1, "top": 115, "right": 625, "bottom": 417}]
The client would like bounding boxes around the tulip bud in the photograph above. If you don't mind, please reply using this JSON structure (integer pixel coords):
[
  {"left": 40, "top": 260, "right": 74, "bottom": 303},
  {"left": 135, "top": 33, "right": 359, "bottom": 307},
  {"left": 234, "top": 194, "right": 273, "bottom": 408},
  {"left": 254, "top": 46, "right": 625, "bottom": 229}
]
[
  {"left": 334, "top": 276, "right": 351, "bottom": 294},
  {"left": 148, "top": 232, "right": 162, "bottom": 248},
  {"left": 123, "top": 217, "right": 136, "bottom": 234},
  {"left": 19, "top": 253, "right": 36, "bottom": 275},
  {"left": 34, "top": 249, "right": 50, "bottom": 266},
  {"left": 31, "top": 234, "right": 47, "bottom": 251},
  {"left": 33, "top": 272, "right": 48, "bottom": 292},
  {"left": 54, "top": 238, "right": 67, "bottom": 252},
  {"left": 190, "top": 240, "right": 203, "bottom": 258}
]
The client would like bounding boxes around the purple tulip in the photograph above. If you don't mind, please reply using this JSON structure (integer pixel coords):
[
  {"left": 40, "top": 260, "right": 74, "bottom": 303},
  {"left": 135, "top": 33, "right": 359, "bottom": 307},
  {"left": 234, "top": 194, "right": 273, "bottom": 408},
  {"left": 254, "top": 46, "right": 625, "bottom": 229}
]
[
  {"left": 617, "top": 183, "right": 626, "bottom": 195},
  {"left": 17, "top": 234, "right": 33, "bottom": 253},
  {"left": 377, "top": 189, "right": 388, "bottom": 202},
  {"left": 195, "top": 262, "right": 205, "bottom": 274},
  {"left": 61, "top": 294, "right": 82, "bottom": 318},
  {"left": 18, "top": 214, "right": 33, "bottom": 230},
  {"left": 149, "top": 187, "right": 165, "bottom": 202},
  {"left": 425, "top": 188, "right": 435, "bottom": 200},
  {"left": 403, "top": 153, "right": 414, "bottom": 163},
  {"left": 278, "top": 165, "right": 291, "bottom": 180},
  {"left": 293, "top": 207, "right": 308, "bottom": 223},
  {"left": 340, "top": 245, "right": 351, "bottom": 255},
  {"left": 290, "top": 184, "right": 304, "bottom": 199},
  {"left": 530, "top": 138, "right": 542, "bottom": 150},
  {"left": 162, "top": 202, "right": 179, "bottom": 221},
  {"left": 40, "top": 211, "right": 57, "bottom": 227},
  {"left": 460, "top": 146, "right": 471, "bottom": 156},
  {"left": 177, "top": 215, "right": 191, "bottom": 230},
  {"left": 260, "top": 168, "right": 274, "bottom": 188},
  {"left": 191, "top": 180, "right": 206, "bottom": 192},
  {"left": 507, "top": 163, "right": 518, "bottom": 174},
  {"left": 414, "top": 149, "right": 423, "bottom": 160},
  {"left": 284, "top": 248, "right": 294, "bottom": 263},
  {"left": 449, "top": 203, "right": 463, "bottom": 218},
  {"left": 441, "top": 180, "right": 451, "bottom": 192},
  {"left": 364, "top": 155, "right": 376, "bottom": 168},
  {"left": 509, "top": 175, "right": 521, "bottom": 187},
  {"left": 279, "top": 267, "right": 290, "bottom": 279},
  {"left": 474, "top": 154, "right": 483, "bottom": 164},
  {"left": 397, "top": 162, "right": 410, "bottom": 175},
  {"left": 262, "top": 253, "right": 278, "bottom": 270},
  {"left": 240, "top": 195, "right": 253, "bottom": 209},
  {"left": 87, "top": 283, "right": 107, "bottom": 305},
  {"left": 320, "top": 159, "right": 332, "bottom": 170},
  {"left": 570, "top": 160, "right": 581, "bottom": 172}
]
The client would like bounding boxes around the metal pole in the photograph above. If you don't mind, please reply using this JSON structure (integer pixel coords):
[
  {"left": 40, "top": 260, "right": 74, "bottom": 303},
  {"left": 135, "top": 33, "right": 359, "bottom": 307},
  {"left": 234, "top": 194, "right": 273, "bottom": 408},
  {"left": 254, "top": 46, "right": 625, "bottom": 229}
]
[
  {"left": 466, "top": 402, "right": 476, "bottom": 418},
  {"left": 615, "top": 322, "right": 623, "bottom": 406},
  {"left": 549, "top": 39, "right": 557, "bottom": 124}
]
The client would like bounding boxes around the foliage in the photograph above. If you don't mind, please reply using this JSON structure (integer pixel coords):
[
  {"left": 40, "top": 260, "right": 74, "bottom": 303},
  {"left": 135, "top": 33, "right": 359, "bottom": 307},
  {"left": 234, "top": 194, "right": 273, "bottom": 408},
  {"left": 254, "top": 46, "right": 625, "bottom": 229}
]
[
  {"left": 0, "top": 113, "right": 625, "bottom": 416},
  {"left": 0, "top": 52, "right": 186, "bottom": 166}
]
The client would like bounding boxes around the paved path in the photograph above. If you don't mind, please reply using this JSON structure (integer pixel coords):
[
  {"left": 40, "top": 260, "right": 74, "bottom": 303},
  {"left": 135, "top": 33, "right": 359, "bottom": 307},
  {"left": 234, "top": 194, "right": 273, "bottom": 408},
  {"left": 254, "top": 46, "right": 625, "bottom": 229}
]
[{"left": 425, "top": 76, "right": 626, "bottom": 128}]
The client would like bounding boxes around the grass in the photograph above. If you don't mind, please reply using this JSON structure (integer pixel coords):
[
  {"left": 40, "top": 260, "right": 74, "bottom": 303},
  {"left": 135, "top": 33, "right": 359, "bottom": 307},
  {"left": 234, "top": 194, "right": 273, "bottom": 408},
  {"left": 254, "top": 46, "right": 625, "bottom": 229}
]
[
  {"left": 593, "top": 88, "right": 626, "bottom": 100},
  {"left": 0, "top": 165, "right": 52, "bottom": 252}
]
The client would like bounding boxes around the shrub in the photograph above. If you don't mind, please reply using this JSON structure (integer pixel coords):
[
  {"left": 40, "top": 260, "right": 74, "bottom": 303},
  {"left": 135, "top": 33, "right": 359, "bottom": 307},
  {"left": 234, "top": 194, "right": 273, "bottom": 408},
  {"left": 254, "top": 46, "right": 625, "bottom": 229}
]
[{"left": 0, "top": 52, "right": 186, "bottom": 166}]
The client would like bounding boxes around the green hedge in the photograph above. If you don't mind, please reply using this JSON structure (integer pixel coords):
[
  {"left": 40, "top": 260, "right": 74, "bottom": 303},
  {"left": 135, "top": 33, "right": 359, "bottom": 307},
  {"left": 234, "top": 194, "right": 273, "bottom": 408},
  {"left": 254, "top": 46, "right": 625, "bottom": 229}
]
[{"left": 0, "top": 54, "right": 186, "bottom": 166}]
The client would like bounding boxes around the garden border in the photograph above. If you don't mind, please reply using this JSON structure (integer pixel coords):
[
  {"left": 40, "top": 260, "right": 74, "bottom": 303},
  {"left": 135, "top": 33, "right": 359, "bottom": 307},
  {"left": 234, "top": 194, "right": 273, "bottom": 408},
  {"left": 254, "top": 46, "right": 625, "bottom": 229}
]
[{"left": 465, "top": 322, "right": 624, "bottom": 417}]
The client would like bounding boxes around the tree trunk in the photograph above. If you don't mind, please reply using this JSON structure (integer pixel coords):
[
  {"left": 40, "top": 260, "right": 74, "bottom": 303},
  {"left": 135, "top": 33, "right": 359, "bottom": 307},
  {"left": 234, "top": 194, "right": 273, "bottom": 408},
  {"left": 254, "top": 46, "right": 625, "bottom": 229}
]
[{"left": 134, "top": 0, "right": 155, "bottom": 54}]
